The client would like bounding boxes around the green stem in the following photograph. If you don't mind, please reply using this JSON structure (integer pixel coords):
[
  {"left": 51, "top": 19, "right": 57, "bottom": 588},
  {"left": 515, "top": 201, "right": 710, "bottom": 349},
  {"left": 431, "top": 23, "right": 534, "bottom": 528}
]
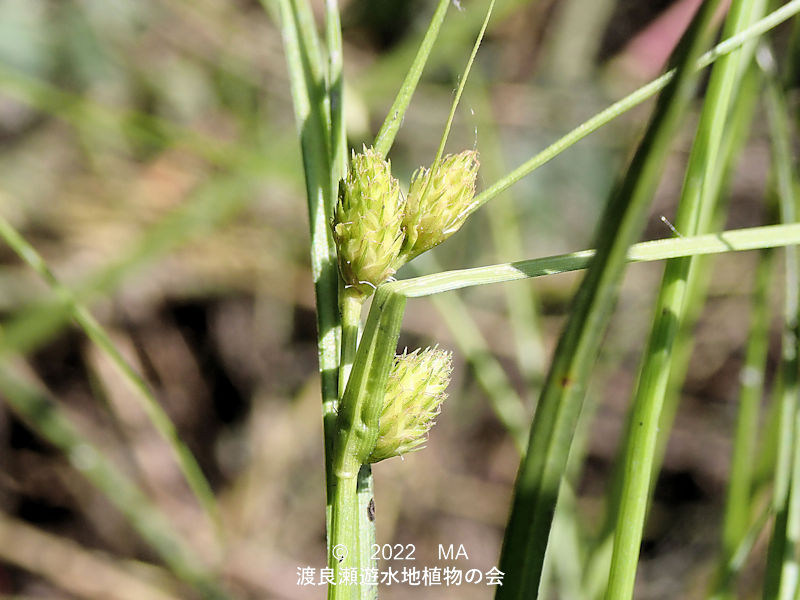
[
  {"left": 356, "top": 465, "right": 378, "bottom": 600},
  {"left": 328, "top": 466, "right": 377, "bottom": 600},
  {"left": 330, "top": 288, "right": 406, "bottom": 596},
  {"left": 327, "top": 466, "right": 377, "bottom": 600},
  {"left": 339, "top": 290, "right": 364, "bottom": 399},
  {"left": 329, "top": 473, "right": 359, "bottom": 600},
  {"left": 273, "top": 0, "right": 341, "bottom": 518},
  {"left": 762, "top": 50, "right": 800, "bottom": 600},
  {"left": 338, "top": 290, "right": 372, "bottom": 600}
]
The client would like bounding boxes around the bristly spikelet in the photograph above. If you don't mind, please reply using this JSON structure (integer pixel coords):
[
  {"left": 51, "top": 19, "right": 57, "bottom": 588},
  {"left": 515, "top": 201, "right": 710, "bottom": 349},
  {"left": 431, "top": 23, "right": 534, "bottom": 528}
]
[
  {"left": 333, "top": 146, "right": 405, "bottom": 297},
  {"left": 400, "top": 149, "right": 479, "bottom": 262},
  {"left": 368, "top": 347, "right": 453, "bottom": 463}
]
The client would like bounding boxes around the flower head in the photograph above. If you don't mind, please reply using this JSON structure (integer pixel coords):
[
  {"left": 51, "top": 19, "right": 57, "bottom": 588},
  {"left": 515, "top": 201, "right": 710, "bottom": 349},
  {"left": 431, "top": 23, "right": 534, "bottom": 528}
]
[
  {"left": 369, "top": 347, "right": 453, "bottom": 463},
  {"left": 400, "top": 150, "right": 479, "bottom": 262},
  {"left": 333, "top": 146, "right": 405, "bottom": 297}
]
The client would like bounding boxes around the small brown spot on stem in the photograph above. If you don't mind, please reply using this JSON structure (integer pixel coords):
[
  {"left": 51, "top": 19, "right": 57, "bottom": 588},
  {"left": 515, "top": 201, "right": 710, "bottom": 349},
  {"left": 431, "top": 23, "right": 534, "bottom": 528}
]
[{"left": 367, "top": 498, "right": 376, "bottom": 522}]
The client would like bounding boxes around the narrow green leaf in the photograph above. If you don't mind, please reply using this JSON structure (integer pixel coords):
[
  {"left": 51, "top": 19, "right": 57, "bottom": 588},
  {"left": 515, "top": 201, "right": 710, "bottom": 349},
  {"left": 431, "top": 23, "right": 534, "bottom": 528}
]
[
  {"left": 427, "top": 0, "right": 494, "bottom": 174},
  {"left": 325, "top": 0, "right": 347, "bottom": 185},
  {"left": 584, "top": 58, "right": 763, "bottom": 600},
  {"left": 373, "top": 0, "right": 450, "bottom": 157},
  {"left": 0, "top": 215, "right": 222, "bottom": 541},
  {"left": 0, "top": 366, "right": 229, "bottom": 600},
  {"left": 0, "top": 174, "right": 253, "bottom": 359},
  {"left": 361, "top": 0, "right": 532, "bottom": 102},
  {"left": 761, "top": 49, "right": 800, "bottom": 600},
  {"left": 387, "top": 223, "right": 800, "bottom": 298},
  {"left": 606, "top": 0, "right": 765, "bottom": 596},
  {"left": 494, "top": 0, "right": 722, "bottom": 594},
  {"left": 713, "top": 248, "right": 774, "bottom": 598}
]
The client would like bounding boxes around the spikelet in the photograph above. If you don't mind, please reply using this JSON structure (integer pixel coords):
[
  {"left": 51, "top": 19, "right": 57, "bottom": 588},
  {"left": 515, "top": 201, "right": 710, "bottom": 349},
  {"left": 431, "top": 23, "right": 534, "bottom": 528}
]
[
  {"left": 333, "top": 146, "right": 405, "bottom": 297},
  {"left": 369, "top": 347, "right": 453, "bottom": 463},
  {"left": 400, "top": 150, "right": 479, "bottom": 262}
]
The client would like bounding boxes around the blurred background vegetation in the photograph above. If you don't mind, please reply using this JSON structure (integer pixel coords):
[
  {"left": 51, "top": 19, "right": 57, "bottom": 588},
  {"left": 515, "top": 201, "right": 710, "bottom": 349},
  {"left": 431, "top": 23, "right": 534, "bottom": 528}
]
[{"left": 0, "top": 0, "right": 791, "bottom": 598}]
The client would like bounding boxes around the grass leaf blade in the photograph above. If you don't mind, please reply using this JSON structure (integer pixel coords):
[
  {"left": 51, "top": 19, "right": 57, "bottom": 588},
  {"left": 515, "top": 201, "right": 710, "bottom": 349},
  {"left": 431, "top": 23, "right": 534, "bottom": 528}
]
[
  {"left": 494, "top": 1, "right": 723, "bottom": 595},
  {"left": 373, "top": 0, "right": 450, "bottom": 157}
]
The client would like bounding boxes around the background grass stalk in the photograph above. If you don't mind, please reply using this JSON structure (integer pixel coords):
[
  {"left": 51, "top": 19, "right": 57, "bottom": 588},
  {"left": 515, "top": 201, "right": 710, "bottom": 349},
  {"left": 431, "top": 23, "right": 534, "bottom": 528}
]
[
  {"left": 761, "top": 51, "right": 800, "bottom": 600},
  {"left": 657, "top": 58, "right": 763, "bottom": 587},
  {"left": 0, "top": 365, "right": 228, "bottom": 599},
  {"left": 495, "top": 0, "right": 721, "bottom": 594},
  {"left": 0, "top": 215, "right": 223, "bottom": 543},
  {"left": 427, "top": 289, "right": 529, "bottom": 451},
  {"left": 472, "top": 77, "right": 546, "bottom": 386},
  {"left": 713, "top": 251, "right": 773, "bottom": 597},
  {"left": 587, "top": 61, "right": 762, "bottom": 599},
  {"left": 0, "top": 174, "right": 254, "bottom": 360},
  {"left": 604, "top": 0, "right": 761, "bottom": 595}
]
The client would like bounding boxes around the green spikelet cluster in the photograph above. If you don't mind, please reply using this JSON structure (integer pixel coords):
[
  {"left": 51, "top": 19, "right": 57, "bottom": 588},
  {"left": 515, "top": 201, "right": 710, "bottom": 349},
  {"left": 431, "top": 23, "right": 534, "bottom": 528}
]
[
  {"left": 368, "top": 347, "right": 453, "bottom": 463},
  {"left": 401, "top": 149, "right": 480, "bottom": 262},
  {"left": 333, "top": 146, "right": 405, "bottom": 297}
]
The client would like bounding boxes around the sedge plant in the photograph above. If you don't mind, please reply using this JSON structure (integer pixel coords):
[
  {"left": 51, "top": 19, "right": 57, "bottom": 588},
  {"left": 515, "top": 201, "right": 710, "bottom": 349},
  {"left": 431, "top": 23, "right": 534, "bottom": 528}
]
[
  {"left": 0, "top": 2, "right": 786, "bottom": 600},
  {"left": 5, "top": 1, "right": 797, "bottom": 598},
  {"left": 0, "top": 0, "right": 799, "bottom": 598},
  {"left": 271, "top": 1, "right": 800, "bottom": 599}
]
